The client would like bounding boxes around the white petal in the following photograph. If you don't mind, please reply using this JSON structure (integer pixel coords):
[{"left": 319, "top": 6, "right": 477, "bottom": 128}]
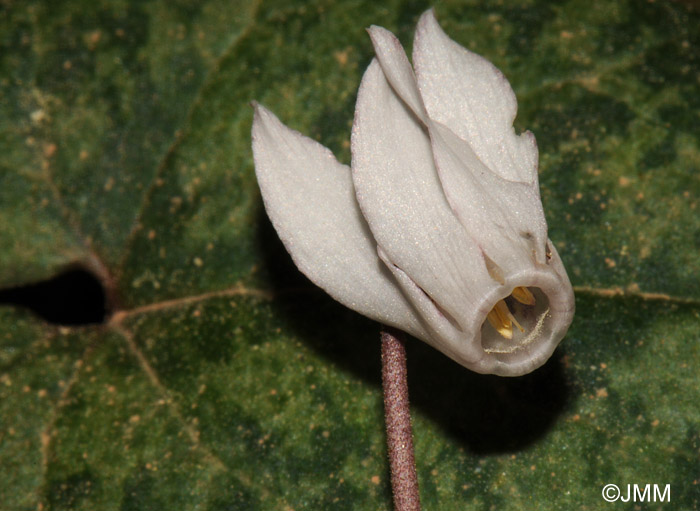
[
  {"left": 377, "top": 247, "right": 486, "bottom": 367},
  {"left": 366, "top": 25, "right": 428, "bottom": 123},
  {"left": 350, "top": 60, "right": 491, "bottom": 328},
  {"left": 252, "top": 103, "right": 427, "bottom": 339},
  {"left": 428, "top": 121, "right": 550, "bottom": 267},
  {"left": 413, "top": 10, "right": 538, "bottom": 183}
]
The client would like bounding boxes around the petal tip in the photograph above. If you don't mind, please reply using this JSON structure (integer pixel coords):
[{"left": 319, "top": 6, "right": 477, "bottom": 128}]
[
  {"left": 251, "top": 101, "right": 273, "bottom": 131},
  {"left": 366, "top": 24, "right": 401, "bottom": 53},
  {"left": 418, "top": 7, "right": 437, "bottom": 24},
  {"left": 416, "top": 7, "right": 441, "bottom": 37}
]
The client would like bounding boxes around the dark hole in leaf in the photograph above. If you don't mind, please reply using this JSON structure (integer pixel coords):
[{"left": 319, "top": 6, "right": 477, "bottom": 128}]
[{"left": 0, "top": 268, "right": 108, "bottom": 325}]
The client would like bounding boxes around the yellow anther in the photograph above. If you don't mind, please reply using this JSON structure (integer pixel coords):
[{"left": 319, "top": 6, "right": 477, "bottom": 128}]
[
  {"left": 509, "top": 311, "right": 525, "bottom": 333},
  {"left": 487, "top": 292, "right": 530, "bottom": 339},
  {"left": 487, "top": 300, "right": 513, "bottom": 339},
  {"left": 511, "top": 286, "right": 536, "bottom": 306}
]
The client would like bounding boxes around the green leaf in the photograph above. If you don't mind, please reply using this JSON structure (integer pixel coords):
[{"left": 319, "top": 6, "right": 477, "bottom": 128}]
[{"left": 2, "top": 0, "right": 699, "bottom": 509}]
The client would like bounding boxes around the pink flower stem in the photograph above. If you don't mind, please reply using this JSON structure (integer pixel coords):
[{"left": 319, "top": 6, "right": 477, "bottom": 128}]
[{"left": 381, "top": 327, "right": 422, "bottom": 511}]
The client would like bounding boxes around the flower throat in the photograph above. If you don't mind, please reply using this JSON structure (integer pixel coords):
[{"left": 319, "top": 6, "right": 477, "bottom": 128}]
[{"left": 486, "top": 287, "right": 536, "bottom": 339}]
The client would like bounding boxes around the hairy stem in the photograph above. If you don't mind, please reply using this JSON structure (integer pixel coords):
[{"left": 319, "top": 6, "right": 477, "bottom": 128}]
[{"left": 381, "top": 327, "right": 421, "bottom": 511}]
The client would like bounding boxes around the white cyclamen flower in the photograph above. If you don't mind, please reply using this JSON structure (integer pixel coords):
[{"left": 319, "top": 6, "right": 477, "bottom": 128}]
[{"left": 251, "top": 10, "right": 574, "bottom": 376}]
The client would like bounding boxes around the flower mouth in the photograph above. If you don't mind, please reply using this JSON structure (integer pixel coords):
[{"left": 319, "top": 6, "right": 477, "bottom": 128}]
[{"left": 480, "top": 286, "right": 551, "bottom": 355}]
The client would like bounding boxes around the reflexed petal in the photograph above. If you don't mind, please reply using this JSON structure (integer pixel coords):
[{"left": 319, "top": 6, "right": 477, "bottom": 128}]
[
  {"left": 366, "top": 25, "right": 428, "bottom": 123},
  {"left": 252, "top": 103, "right": 427, "bottom": 339},
  {"left": 429, "top": 121, "right": 550, "bottom": 267},
  {"left": 351, "top": 60, "right": 491, "bottom": 327},
  {"left": 413, "top": 10, "right": 538, "bottom": 183}
]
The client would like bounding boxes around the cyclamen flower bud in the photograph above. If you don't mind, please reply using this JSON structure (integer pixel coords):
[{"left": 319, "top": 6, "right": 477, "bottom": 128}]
[{"left": 252, "top": 10, "right": 574, "bottom": 376}]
